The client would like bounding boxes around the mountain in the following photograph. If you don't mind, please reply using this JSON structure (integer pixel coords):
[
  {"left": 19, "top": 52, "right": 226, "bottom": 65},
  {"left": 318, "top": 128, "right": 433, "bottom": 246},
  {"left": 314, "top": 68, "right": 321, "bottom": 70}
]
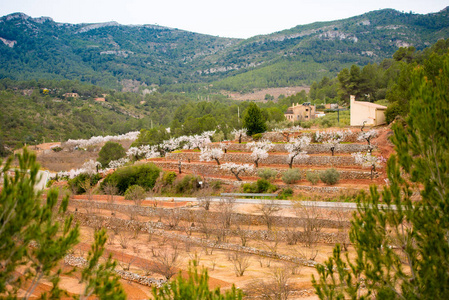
[{"left": 0, "top": 8, "right": 448, "bottom": 92}]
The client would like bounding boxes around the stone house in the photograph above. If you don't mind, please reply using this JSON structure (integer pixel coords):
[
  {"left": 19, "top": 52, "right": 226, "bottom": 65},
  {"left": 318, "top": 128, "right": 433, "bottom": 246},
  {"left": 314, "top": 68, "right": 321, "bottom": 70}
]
[
  {"left": 284, "top": 103, "right": 316, "bottom": 122},
  {"left": 350, "top": 95, "right": 387, "bottom": 126}
]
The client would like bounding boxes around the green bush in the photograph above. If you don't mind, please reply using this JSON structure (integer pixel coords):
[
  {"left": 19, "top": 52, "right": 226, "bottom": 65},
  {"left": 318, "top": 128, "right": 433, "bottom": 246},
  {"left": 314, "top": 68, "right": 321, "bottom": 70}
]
[
  {"left": 320, "top": 168, "right": 340, "bottom": 185},
  {"left": 257, "top": 168, "right": 277, "bottom": 181},
  {"left": 281, "top": 169, "right": 302, "bottom": 184},
  {"left": 68, "top": 173, "right": 102, "bottom": 194},
  {"left": 252, "top": 133, "right": 263, "bottom": 141},
  {"left": 101, "top": 163, "right": 161, "bottom": 194},
  {"left": 124, "top": 185, "right": 146, "bottom": 201},
  {"left": 162, "top": 171, "right": 177, "bottom": 185},
  {"left": 385, "top": 101, "right": 406, "bottom": 124},
  {"left": 241, "top": 179, "right": 278, "bottom": 193},
  {"left": 210, "top": 180, "right": 223, "bottom": 190},
  {"left": 277, "top": 187, "right": 294, "bottom": 199},
  {"left": 175, "top": 175, "right": 201, "bottom": 194},
  {"left": 97, "top": 141, "right": 126, "bottom": 168},
  {"left": 306, "top": 171, "right": 320, "bottom": 185}
]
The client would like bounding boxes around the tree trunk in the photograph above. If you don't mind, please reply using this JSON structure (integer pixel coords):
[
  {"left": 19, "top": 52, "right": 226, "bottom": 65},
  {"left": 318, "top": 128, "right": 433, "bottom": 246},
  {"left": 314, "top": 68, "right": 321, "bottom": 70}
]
[{"left": 214, "top": 158, "right": 220, "bottom": 165}]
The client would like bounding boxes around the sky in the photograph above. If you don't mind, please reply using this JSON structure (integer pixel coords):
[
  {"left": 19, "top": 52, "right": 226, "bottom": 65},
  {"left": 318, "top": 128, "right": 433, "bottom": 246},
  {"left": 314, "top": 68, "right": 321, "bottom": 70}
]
[{"left": 0, "top": 0, "right": 447, "bottom": 38}]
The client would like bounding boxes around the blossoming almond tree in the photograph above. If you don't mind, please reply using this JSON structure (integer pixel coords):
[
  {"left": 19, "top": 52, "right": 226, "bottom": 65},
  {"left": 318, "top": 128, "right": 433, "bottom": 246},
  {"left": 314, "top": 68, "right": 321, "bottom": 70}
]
[
  {"left": 220, "top": 162, "right": 254, "bottom": 181},
  {"left": 316, "top": 130, "right": 346, "bottom": 156},
  {"left": 285, "top": 136, "right": 311, "bottom": 169},
  {"left": 247, "top": 140, "right": 273, "bottom": 167},
  {"left": 357, "top": 129, "right": 377, "bottom": 153},
  {"left": 231, "top": 128, "right": 247, "bottom": 144},
  {"left": 352, "top": 152, "right": 385, "bottom": 179},
  {"left": 199, "top": 147, "right": 224, "bottom": 165}
]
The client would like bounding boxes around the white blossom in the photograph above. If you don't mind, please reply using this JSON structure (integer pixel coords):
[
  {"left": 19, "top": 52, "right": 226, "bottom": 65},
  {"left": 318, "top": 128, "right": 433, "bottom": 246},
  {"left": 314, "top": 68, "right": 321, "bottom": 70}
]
[
  {"left": 285, "top": 136, "right": 311, "bottom": 167},
  {"left": 108, "top": 157, "right": 130, "bottom": 169},
  {"left": 247, "top": 140, "right": 273, "bottom": 167},
  {"left": 199, "top": 147, "right": 224, "bottom": 165},
  {"left": 63, "top": 131, "right": 139, "bottom": 149},
  {"left": 231, "top": 128, "right": 247, "bottom": 143},
  {"left": 220, "top": 162, "right": 254, "bottom": 181}
]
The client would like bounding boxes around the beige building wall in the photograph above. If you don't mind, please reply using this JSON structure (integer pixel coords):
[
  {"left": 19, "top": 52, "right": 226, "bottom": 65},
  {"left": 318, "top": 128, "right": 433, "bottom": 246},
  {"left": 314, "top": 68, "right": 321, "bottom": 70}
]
[
  {"left": 284, "top": 103, "right": 316, "bottom": 122},
  {"left": 350, "top": 95, "right": 387, "bottom": 126}
]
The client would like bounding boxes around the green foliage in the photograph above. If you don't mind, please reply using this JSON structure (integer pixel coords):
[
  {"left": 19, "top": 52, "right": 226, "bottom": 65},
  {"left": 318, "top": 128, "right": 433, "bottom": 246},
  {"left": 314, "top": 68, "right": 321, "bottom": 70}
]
[
  {"left": 124, "top": 185, "right": 146, "bottom": 201},
  {"left": 175, "top": 174, "right": 201, "bottom": 194},
  {"left": 102, "top": 163, "right": 161, "bottom": 194},
  {"left": 153, "top": 262, "right": 242, "bottom": 299},
  {"left": 162, "top": 171, "right": 177, "bottom": 185},
  {"left": 80, "top": 229, "right": 126, "bottom": 300},
  {"left": 319, "top": 168, "right": 340, "bottom": 185},
  {"left": 277, "top": 187, "right": 294, "bottom": 199},
  {"left": 313, "top": 51, "right": 449, "bottom": 299},
  {"left": 0, "top": 149, "right": 80, "bottom": 297},
  {"left": 68, "top": 173, "right": 102, "bottom": 194},
  {"left": 281, "top": 168, "right": 302, "bottom": 184},
  {"left": 241, "top": 179, "right": 278, "bottom": 193},
  {"left": 252, "top": 133, "right": 263, "bottom": 141},
  {"left": 210, "top": 180, "right": 223, "bottom": 190},
  {"left": 97, "top": 141, "right": 126, "bottom": 168},
  {"left": 243, "top": 103, "right": 267, "bottom": 136},
  {"left": 306, "top": 170, "right": 320, "bottom": 185},
  {"left": 257, "top": 168, "right": 278, "bottom": 181}
]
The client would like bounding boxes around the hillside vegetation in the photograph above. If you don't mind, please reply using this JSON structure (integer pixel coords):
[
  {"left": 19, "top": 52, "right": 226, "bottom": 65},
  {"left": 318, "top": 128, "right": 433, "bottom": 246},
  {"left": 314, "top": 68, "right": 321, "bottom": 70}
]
[{"left": 1, "top": 7, "right": 448, "bottom": 92}]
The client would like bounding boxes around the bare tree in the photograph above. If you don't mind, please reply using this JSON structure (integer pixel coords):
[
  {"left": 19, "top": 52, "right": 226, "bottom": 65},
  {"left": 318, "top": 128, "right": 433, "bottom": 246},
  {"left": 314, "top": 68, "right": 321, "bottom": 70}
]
[
  {"left": 234, "top": 224, "right": 252, "bottom": 247},
  {"left": 198, "top": 196, "right": 212, "bottom": 211},
  {"left": 217, "top": 197, "right": 236, "bottom": 229},
  {"left": 102, "top": 182, "right": 118, "bottom": 204},
  {"left": 255, "top": 199, "right": 281, "bottom": 231},
  {"left": 166, "top": 208, "right": 182, "bottom": 229},
  {"left": 246, "top": 266, "right": 292, "bottom": 300},
  {"left": 198, "top": 213, "right": 213, "bottom": 240},
  {"left": 333, "top": 207, "right": 351, "bottom": 251},
  {"left": 230, "top": 252, "right": 251, "bottom": 277},
  {"left": 150, "top": 245, "right": 181, "bottom": 280},
  {"left": 124, "top": 185, "right": 146, "bottom": 206},
  {"left": 293, "top": 200, "right": 324, "bottom": 248},
  {"left": 117, "top": 250, "right": 137, "bottom": 271}
]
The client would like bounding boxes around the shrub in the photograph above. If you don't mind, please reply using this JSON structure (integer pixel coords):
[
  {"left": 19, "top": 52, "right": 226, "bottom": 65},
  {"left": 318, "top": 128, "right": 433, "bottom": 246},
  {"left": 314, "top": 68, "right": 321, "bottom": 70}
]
[
  {"left": 101, "top": 163, "right": 161, "bottom": 194},
  {"left": 124, "top": 185, "right": 146, "bottom": 201},
  {"left": 241, "top": 179, "right": 277, "bottom": 193},
  {"left": 97, "top": 141, "right": 126, "bottom": 168},
  {"left": 277, "top": 187, "right": 294, "bottom": 199},
  {"left": 51, "top": 146, "right": 63, "bottom": 152},
  {"left": 252, "top": 133, "right": 263, "bottom": 141},
  {"left": 306, "top": 171, "right": 320, "bottom": 185},
  {"left": 281, "top": 169, "right": 301, "bottom": 184},
  {"left": 210, "top": 180, "right": 223, "bottom": 190},
  {"left": 320, "top": 168, "right": 340, "bottom": 185},
  {"left": 162, "top": 171, "right": 177, "bottom": 185},
  {"left": 68, "top": 173, "right": 102, "bottom": 194},
  {"left": 385, "top": 101, "right": 405, "bottom": 124},
  {"left": 175, "top": 175, "right": 201, "bottom": 194},
  {"left": 257, "top": 168, "right": 277, "bottom": 181}
]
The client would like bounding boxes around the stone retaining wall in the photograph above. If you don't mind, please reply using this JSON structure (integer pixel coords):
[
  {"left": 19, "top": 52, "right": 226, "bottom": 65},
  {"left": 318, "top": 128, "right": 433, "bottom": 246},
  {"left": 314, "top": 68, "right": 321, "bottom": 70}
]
[
  {"left": 64, "top": 254, "right": 166, "bottom": 287},
  {"left": 152, "top": 161, "right": 376, "bottom": 180},
  {"left": 70, "top": 199, "right": 349, "bottom": 230},
  {"left": 260, "top": 131, "right": 361, "bottom": 143},
  {"left": 224, "top": 143, "right": 370, "bottom": 154},
  {"left": 167, "top": 152, "right": 359, "bottom": 167},
  {"left": 71, "top": 212, "right": 320, "bottom": 267}
]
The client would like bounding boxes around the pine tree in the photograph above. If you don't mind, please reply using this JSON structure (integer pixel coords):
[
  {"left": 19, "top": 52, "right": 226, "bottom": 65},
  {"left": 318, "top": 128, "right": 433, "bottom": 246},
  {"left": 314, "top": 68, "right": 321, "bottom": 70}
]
[
  {"left": 313, "top": 53, "right": 449, "bottom": 299},
  {"left": 242, "top": 103, "right": 267, "bottom": 136},
  {"left": 153, "top": 262, "right": 243, "bottom": 300}
]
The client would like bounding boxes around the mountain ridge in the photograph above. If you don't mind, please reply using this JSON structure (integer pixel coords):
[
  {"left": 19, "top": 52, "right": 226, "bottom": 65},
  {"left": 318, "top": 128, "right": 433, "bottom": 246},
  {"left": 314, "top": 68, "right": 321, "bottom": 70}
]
[{"left": 0, "top": 7, "right": 448, "bottom": 92}]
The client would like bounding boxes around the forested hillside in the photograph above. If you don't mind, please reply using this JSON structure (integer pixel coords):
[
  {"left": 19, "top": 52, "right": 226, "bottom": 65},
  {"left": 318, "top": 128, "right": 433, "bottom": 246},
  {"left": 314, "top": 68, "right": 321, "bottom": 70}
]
[{"left": 1, "top": 7, "right": 448, "bottom": 92}]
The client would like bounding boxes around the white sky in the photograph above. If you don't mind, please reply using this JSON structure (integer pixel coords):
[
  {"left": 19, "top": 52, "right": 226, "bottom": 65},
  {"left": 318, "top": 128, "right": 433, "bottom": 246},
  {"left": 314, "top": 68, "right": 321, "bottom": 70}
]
[{"left": 0, "top": 0, "right": 447, "bottom": 38}]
